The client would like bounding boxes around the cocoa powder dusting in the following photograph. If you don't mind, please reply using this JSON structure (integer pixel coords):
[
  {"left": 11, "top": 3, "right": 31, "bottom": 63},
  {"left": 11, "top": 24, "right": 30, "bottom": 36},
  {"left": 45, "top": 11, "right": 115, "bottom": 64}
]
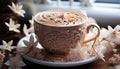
[{"left": 27, "top": 49, "right": 82, "bottom": 62}]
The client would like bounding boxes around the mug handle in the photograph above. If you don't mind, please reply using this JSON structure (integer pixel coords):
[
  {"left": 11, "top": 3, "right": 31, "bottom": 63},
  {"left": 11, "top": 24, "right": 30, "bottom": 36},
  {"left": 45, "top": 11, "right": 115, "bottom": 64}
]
[{"left": 82, "top": 24, "right": 100, "bottom": 44}]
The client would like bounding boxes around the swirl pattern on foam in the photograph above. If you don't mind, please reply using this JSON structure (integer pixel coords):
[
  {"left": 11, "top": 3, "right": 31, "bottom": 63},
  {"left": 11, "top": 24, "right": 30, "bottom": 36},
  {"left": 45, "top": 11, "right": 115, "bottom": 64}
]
[{"left": 35, "top": 10, "right": 87, "bottom": 27}]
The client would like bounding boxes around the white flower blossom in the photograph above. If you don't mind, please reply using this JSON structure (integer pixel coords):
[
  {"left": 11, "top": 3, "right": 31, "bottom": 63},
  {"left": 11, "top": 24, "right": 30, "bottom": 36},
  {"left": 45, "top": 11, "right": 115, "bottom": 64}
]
[
  {"left": 5, "top": 54, "right": 26, "bottom": 69},
  {"left": 22, "top": 35, "right": 38, "bottom": 55},
  {"left": 108, "top": 25, "right": 120, "bottom": 39},
  {"left": 99, "top": 28, "right": 109, "bottom": 39},
  {"left": 96, "top": 49, "right": 105, "bottom": 62},
  {"left": 23, "top": 35, "right": 38, "bottom": 48},
  {"left": 23, "top": 17, "right": 34, "bottom": 36},
  {"left": 5, "top": 18, "right": 20, "bottom": 33},
  {"left": 8, "top": 2, "right": 25, "bottom": 17},
  {"left": 0, "top": 40, "right": 16, "bottom": 51},
  {"left": 106, "top": 25, "right": 120, "bottom": 45},
  {"left": 94, "top": 39, "right": 109, "bottom": 61}
]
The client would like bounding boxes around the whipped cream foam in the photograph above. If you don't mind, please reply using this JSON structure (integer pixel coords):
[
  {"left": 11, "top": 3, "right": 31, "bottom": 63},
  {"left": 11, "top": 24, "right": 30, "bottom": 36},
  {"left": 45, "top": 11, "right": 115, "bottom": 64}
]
[{"left": 34, "top": 10, "right": 88, "bottom": 27}]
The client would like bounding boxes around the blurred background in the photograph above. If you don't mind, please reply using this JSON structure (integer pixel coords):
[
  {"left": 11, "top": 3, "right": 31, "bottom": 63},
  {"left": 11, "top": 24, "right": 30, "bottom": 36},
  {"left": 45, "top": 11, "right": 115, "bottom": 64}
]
[{"left": 19, "top": 0, "right": 120, "bottom": 28}]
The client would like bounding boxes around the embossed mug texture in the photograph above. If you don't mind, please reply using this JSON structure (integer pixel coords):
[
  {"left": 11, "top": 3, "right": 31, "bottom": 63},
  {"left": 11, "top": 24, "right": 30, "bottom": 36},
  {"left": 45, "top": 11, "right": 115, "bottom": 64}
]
[{"left": 34, "top": 10, "right": 100, "bottom": 55}]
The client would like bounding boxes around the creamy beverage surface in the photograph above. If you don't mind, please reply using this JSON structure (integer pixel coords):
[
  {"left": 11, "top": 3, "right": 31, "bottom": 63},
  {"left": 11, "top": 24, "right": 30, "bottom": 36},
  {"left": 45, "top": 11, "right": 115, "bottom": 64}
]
[{"left": 35, "top": 10, "right": 87, "bottom": 27}]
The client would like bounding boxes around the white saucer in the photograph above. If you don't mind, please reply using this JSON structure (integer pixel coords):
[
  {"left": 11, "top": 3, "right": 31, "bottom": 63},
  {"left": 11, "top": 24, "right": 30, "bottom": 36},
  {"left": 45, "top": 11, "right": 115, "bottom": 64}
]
[
  {"left": 23, "top": 55, "right": 96, "bottom": 67},
  {"left": 17, "top": 33, "right": 97, "bottom": 67}
]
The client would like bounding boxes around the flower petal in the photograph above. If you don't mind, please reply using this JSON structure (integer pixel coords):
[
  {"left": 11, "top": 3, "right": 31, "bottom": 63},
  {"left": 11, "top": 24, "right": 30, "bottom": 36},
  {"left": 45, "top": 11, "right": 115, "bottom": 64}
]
[
  {"left": 23, "top": 24, "right": 29, "bottom": 36},
  {"left": 108, "top": 25, "right": 114, "bottom": 33},
  {"left": 8, "top": 5, "right": 14, "bottom": 12},
  {"left": 17, "top": 12, "right": 24, "bottom": 17},
  {"left": 9, "top": 18, "right": 13, "bottom": 24},
  {"left": 114, "top": 25, "right": 120, "bottom": 32},
  {"left": 29, "top": 19, "right": 34, "bottom": 26},
  {"left": 0, "top": 45, "right": 3, "bottom": 49},
  {"left": 13, "top": 29, "right": 20, "bottom": 33},
  {"left": 8, "top": 40, "right": 13, "bottom": 46},
  {"left": 34, "top": 40, "right": 38, "bottom": 46},
  {"left": 30, "top": 35, "right": 34, "bottom": 43},
  {"left": 9, "top": 28, "right": 14, "bottom": 31},
  {"left": 20, "top": 9, "right": 25, "bottom": 14},
  {"left": 2, "top": 40, "right": 7, "bottom": 46},
  {"left": 13, "top": 25, "right": 20, "bottom": 29},
  {"left": 19, "top": 5, "right": 23, "bottom": 9},
  {"left": 5, "top": 60, "right": 10, "bottom": 66},
  {"left": 5, "top": 22, "right": 10, "bottom": 28},
  {"left": 12, "top": 2, "right": 16, "bottom": 9},
  {"left": 23, "top": 40, "right": 29, "bottom": 46}
]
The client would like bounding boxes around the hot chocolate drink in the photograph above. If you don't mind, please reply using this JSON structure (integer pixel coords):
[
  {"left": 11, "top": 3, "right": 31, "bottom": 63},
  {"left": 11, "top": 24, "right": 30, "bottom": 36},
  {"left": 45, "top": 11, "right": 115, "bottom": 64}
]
[{"left": 34, "top": 10, "right": 100, "bottom": 55}]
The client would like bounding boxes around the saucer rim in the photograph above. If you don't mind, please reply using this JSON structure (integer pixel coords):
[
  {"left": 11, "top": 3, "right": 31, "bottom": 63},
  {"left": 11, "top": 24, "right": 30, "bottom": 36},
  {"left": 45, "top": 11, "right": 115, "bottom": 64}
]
[
  {"left": 17, "top": 33, "right": 98, "bottom": 67},
  {"left": 23, "top": 55, "right": 97, "bottom": 67}
]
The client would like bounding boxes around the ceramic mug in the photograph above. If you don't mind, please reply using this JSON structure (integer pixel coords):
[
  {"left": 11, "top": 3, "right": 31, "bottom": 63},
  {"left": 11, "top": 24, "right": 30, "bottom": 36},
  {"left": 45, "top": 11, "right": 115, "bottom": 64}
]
[{"left": 34, "top": 10, "right": 100, "bottom": 55}]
